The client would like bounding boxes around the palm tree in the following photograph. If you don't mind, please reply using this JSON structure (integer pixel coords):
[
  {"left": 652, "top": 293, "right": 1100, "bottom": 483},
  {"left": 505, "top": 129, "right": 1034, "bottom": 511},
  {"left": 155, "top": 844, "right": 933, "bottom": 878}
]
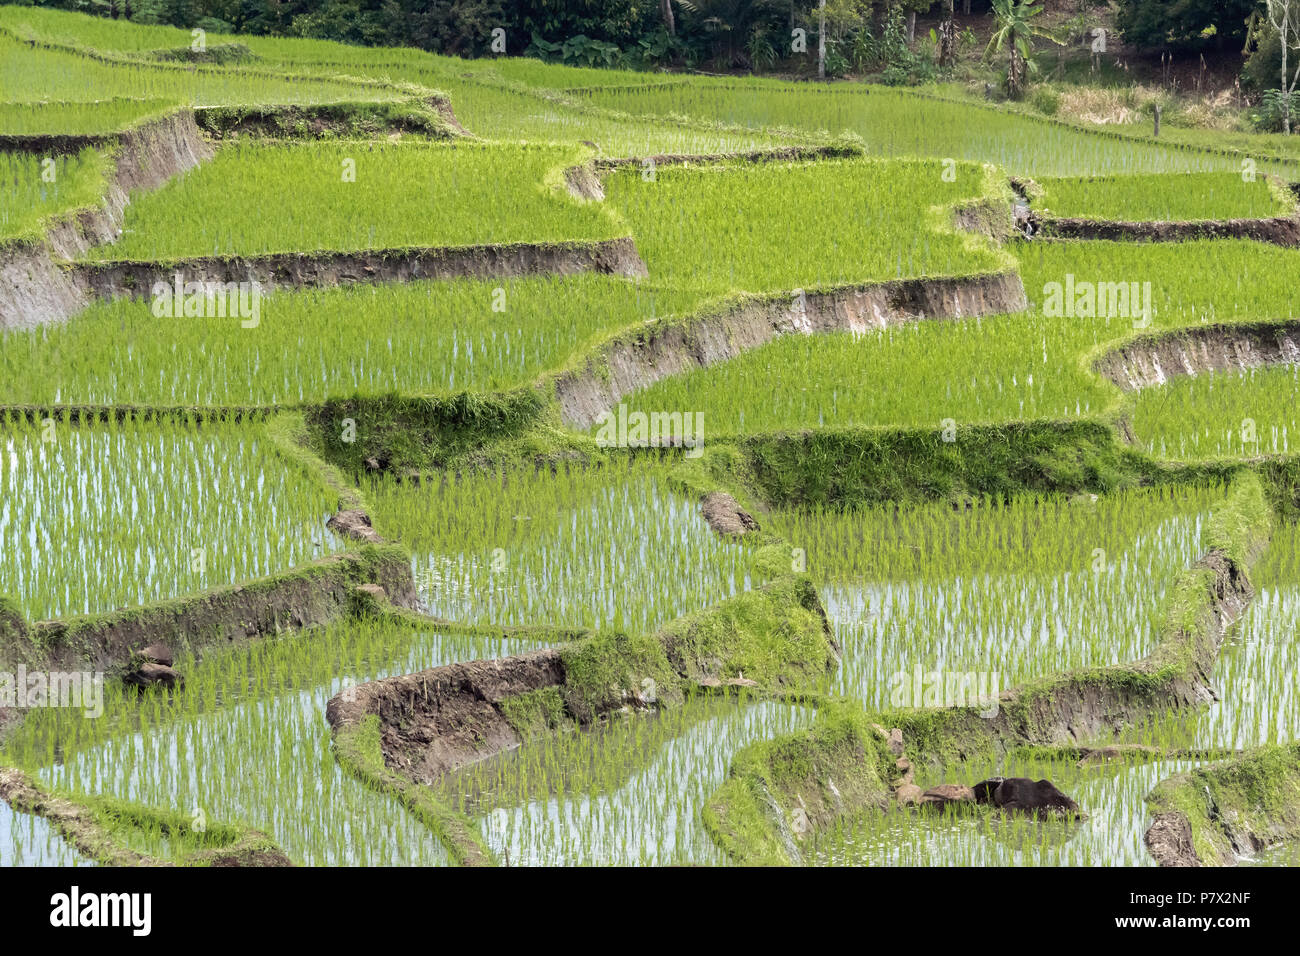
[{"left": 985, "top": 0, "right": 1063, "bottom": 99}]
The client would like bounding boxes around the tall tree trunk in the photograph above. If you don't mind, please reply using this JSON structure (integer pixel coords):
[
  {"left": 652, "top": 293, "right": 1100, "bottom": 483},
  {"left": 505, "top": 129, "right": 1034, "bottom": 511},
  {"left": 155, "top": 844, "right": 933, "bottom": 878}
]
[
  {"left": 818, "top": 0, "right": 826, "bottom": 80},
  {"left": 661, "top": 0, "right": 675, "bottom": 37},
  {"left": 964, "top": 0, "right": 971, "bottom": 15},
  {"left": 939, "top": 0, "right": 955, "bottom": 66},
  {"left": 907, "top": 11, "right": 916, "bottom": 43},
  {"left": 1284, "top": 26, "right": 1292, "bottom": 135}
]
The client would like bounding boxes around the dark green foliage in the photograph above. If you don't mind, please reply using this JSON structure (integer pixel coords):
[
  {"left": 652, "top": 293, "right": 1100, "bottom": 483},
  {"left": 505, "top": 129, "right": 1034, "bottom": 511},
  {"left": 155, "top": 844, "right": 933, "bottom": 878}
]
[{"left": 1115, "top": 0, "right": 1258, "bottom": 52}]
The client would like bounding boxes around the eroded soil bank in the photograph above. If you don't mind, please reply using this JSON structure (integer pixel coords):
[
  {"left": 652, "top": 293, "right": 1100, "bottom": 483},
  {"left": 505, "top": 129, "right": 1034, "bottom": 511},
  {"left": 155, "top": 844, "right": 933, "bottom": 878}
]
[
  {"left": 1096, "top": 321, "right": 1300, "bottom": 392},
  {"left": 1033, "top": 213, "right": 1300, "bottom": 246},
  {"left": 0, "top": 764, "right": 292, "bottom": 866},
  {"left": 326, "top": 575, "right": 837, "bottom": 784},
  {"left": 0, "top": 546, "right": 417, "bottom": 674},
  {"left": 554, "top": 271, "right": 1029, "bottom": 430},
  {"left": 1145, "top": 742, "right": 1300, "bottom": 866},
  {"left": 1, "top": 110, "right": 213, "bottom": 329},
  {"left": 79, "top": 236, "right": 648, "bottom": 301}
]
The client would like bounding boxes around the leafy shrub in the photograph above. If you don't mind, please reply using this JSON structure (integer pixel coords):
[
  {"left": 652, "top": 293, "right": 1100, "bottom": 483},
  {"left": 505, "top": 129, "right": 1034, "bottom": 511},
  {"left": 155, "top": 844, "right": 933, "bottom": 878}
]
[{"left": 1250, "top": 89, "right": 1300, "bottom": 133}]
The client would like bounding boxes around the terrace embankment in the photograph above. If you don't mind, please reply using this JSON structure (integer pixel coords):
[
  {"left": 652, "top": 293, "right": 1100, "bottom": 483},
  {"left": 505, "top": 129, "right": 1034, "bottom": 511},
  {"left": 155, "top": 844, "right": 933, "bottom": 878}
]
[
  {"left": 77, "top": 236, "right": 648, "bottom": 301},
  {"left": 703, "top": 473, "right": 1273, "bottom": 864},
  {"left": 1032, "top": 212, "right": 1300, "bottom": 246},
  {"left": 326, "top": 575, "right": 837, "bottom": 783},
  {"left": 699, "top": 419, "right": 1202, "bottom": 511},
  {"left": 1145, "top": 742, "right": 1300, "bottom": 866},
  {"left": 553, "top": 271, "right": 1028, "bottom": 430},
  {"left": 0, "top": 545, "right": 416, "bottom": 675},
  {"left": 0, "top": 109, "right": 213, "bottom": 329},
  {"left": 195, "top": 96, "right": 463, "bottom": 140},
  {"left": 1095, "top": 321, "right": 1300, "bottom": 392},
  {"left": 1014, "top": 177, "right": 1300, "bottom": 246},
  {"left": 0, "top": 764, "right": 293, "bottom": 866}
]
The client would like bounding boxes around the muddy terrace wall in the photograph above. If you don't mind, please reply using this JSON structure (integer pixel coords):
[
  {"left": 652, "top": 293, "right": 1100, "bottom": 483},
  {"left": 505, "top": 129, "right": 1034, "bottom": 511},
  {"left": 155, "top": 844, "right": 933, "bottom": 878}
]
[
  {"left": 0, "top": 110, "right": 213, "bottom": 329},
  {"left": 1095, "top": 320, "right": 1300, "bottom": 392},
  {"left": 703, "top": 473, "right": 1274, "bottom": 864},
  {"left": 79, "top": 236, "right": 647, "bottom": 301},
  {"left": 325, "top": 574, "right": 837, "bottom": 783},
  {"left": 553, "top": 272, "right": 1028, "bottom": 431},
  {"left": 1032, "top": 211, "right": 1300, "bottom": 246},
  {"left": 1145, "top": 742, "right": 1300, "bottom": 866},
  {"left": 0, "top": 545, "right": 416, "bottom": 674},
  {"left": 194, "top": 98, "right": 463, "bottom": 140}
]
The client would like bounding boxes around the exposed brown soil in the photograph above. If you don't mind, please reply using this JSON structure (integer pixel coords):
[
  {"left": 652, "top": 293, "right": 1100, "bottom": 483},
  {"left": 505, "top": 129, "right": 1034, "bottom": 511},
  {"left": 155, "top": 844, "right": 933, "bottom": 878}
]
[
  {"left": 564, "top": 163, "right": 605, "bottom": 200},
  {"left": 554, "top": 271, "right": 1028, "bottom": 430},
  {"left": 79, "top": 236, "right": 647, "bottom": 301},
  {"left": 0, "top": 243, "right": 87, "bottom": 330},
  {"left": 326, "top": 648, "right": 567, "bottom": 783},
  {"left": 1095, "top": 321, "right": 1300, "bottom": 392},
  {"left": 1034, "top": 213, "right": 1300, "bottom": 246},
  {"left": 1145, "top": 812, "right": 1201, "bottom": 867},
  {"left": 329, "top": 576, "right": 837, "bottom": 784},
  {"left": 326, "top": 509, "right": 384, "bottom": 544},
  {"left": 700, "top": 491, "right": 760, "bottom": 537}
]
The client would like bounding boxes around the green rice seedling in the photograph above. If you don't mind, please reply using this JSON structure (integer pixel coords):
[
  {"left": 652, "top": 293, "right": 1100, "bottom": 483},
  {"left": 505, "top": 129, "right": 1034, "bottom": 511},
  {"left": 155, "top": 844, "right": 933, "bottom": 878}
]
[
  {"left": 0, "top": 414, "right": 340, "bottom": 620},
  {"left": 612, "top": 314, "right": 1107, "bottom": 435},
  {"left": 0, "top": 276, "right": 696, "bottom": 407},
  {"left": 583, "top": 80, "right": 1278, "bottom": 177},
  {"left": 447, "top": 693, "right": 813, "bottom": 866},
  {"left": 0, "top": 148, "right": 108, "bottom": 244},
  {"left": 366, "top": 457, "right": 749, "bottom": 636},
  {"left": 1116, "top": 522, "right": 1300, "bottom": 753},
  {"left": 616, "top": 238, "right": 1300, "bottom": 438},
  {"left": 483, "top": 59, "right": 689, "bottom": 92},
  {"left": 0, "top": 99, "right": 179, "bottom": 137},
  {"left": 91, "top": 140, "right": 621, "bottom": 261},
  {"left": 605, "top": 156, "right": 1005, "bottom": 298},
  {"left": 0, "top": 8, "right": 781, "bottom": 156},
  {"left": 1132, "top": 365, "right": 1300, "bottom": 460},
  {"left": 428, "top": 78, "right": 783, "bottom": 156},
  {"left": 1035, "top": 172, "right": 1294, "bottom": 221},
  {"left": 0, "top": 6, "right": 215, "bottom": 52},
  {"left": 8, "top": 616, "right": 539, "bottom": 865},
  {"left": 0, "top": 34, "right": 393, "bottom": 109},
  {"left": 767, "top": 484, "right": 1222, "bottom": 705},
  {"left": 809, "top": 754, "right": 1194, "bottom": 867}
]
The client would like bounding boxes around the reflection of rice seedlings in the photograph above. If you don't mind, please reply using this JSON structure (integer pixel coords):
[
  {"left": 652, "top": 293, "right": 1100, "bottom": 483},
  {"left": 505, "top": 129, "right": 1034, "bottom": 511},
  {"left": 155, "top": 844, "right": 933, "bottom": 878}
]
[
  {"left": 7, "top": 617, "right": 545, "bottom": 865},
  {"left": 449, "top": 694, "right": 813, "bottom": 866},
  {"left": 0, "top": 415, "right": 341, "bottom": 620},
  {"left": 0, "top": 799, "right": 91, "bottom": 867},
  {"left": 371, "top": 459, "right": 748, "bottom": 635}
]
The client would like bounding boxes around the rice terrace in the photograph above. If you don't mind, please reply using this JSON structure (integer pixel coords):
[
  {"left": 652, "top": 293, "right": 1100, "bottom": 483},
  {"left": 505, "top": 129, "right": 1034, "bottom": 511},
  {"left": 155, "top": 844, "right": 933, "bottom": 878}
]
[{"left": 4, "top": 0, "right": 1300, "bottom": 896}]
